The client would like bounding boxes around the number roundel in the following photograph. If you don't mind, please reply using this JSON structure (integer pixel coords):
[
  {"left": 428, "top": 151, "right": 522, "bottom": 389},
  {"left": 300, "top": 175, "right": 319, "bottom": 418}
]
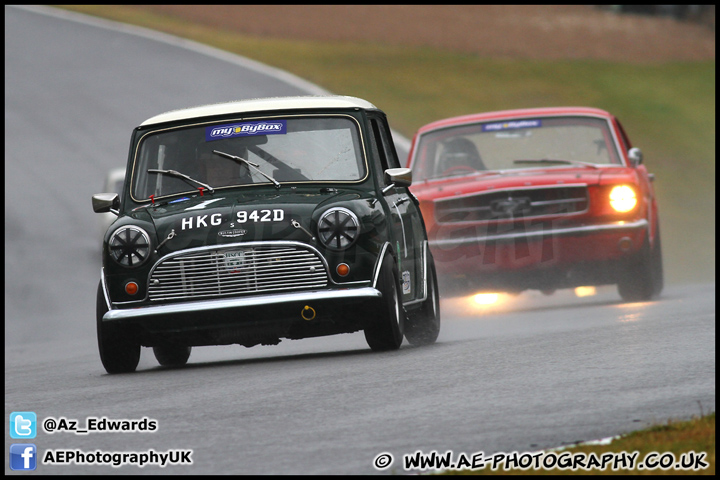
[{"left": 317, "top": 207, "right": 360, "bottom": 250}]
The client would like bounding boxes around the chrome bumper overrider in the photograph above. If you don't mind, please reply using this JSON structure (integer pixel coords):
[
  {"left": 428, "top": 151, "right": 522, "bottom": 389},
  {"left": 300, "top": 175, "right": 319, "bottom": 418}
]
[
  {"left": 103, "top": 287, "right": 382, "bottom": 322},
  {"left": 430, "top": 219, "right": 648, "bottom": 248}
]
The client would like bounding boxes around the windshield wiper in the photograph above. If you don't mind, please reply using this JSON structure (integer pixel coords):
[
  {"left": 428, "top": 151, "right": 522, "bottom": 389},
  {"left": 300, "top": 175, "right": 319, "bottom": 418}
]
[
  {"left": 513, "top": 159, "right": 599, "bottom": 169},
  {"left": 213, "top": 149, "right": 281, "bottom": 189},
  {"left": 148, "top": 169, "right": 215, "bottom": 193}
]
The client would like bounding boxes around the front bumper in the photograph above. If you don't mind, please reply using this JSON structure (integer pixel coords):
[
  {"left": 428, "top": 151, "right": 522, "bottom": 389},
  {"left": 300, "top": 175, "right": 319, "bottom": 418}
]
[
  {"left": 431, "top": 218, "right": 648, "bottom": 248},
  {"left": 429, "top": 218, "right": 649, "bottom": 290},
  {"left": 103, "top": 287, "right": 382, "bottom": 347}
]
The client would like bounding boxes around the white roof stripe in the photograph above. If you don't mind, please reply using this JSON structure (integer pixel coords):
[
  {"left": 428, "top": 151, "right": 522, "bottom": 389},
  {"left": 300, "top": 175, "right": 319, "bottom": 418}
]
[{"left": 139, "top": 95, "right": 377, "bottom": 126}]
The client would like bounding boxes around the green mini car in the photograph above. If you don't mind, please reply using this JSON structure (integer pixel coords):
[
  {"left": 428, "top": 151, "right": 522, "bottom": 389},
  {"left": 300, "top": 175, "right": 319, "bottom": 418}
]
[{"left": 92, "top": 96, "right": 440, "bottom": 373}]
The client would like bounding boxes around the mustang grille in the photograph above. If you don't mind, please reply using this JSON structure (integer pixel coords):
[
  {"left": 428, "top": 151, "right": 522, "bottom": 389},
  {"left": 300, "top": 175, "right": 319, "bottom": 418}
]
[
  {"left": 435, "top": 186, "right": 588, "bottom": 223},
  {"left": 148, "top": 244, "right": 328, "bottom": 301}
]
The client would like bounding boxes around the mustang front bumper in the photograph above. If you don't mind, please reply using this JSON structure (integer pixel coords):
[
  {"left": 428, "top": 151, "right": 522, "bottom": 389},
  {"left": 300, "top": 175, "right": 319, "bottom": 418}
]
[
  {"left": 430, "top": 218, "right": 648, "bottom": 248},
  {"left": 429, "top": 218, "right": 649, "bottom": 287}
]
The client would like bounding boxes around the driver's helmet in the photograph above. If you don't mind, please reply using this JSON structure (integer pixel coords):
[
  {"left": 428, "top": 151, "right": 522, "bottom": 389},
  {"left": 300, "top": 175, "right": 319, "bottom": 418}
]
[{"left": 437, "top": 137, "right": 485, "bottom": 174}]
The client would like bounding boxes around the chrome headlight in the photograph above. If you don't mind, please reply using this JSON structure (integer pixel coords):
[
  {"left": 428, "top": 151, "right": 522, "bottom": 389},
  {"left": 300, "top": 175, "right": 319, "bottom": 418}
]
[
  {"left": 108, "top": 226, "right": 151, "bottom": 267},
  {"left": 317, "top": 207, "right": 360, "bottom": 250}
]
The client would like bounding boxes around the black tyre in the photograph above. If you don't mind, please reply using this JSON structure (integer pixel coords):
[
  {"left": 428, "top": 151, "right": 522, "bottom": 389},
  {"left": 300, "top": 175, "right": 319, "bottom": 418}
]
[
  {"left": 404, "top": 256, "right": 440, "bottom": 346},
  {"left": 153, "top": 344, "right": 192, "bottom": 367},
  {"left": 617, "top": 224, "right": 664, "bottom": 302},
  {"left": 96, "top": 281, "right": 140, "bottom": 373},
  {"left": 364, "top": 253, "right": 404, "bottom": 351}
]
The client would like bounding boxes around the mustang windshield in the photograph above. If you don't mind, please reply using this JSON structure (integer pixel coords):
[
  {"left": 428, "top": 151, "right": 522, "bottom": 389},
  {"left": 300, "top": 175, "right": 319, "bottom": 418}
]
[
  {"left": 132, "top": 116, "right": 365, "bottom": 201},
  {"left": 412, "top": 116, "right": 622, "bottom": 181}
]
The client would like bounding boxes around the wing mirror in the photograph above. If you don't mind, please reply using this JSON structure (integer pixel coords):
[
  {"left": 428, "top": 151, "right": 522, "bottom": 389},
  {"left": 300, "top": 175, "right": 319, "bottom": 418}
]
[
  {"left": 628, "top": 147, "right": 643, "bottom": 167},
  {"left": 92, "top": 193, "right": 120, "bottom": 214},
  {"left": 383, "top": 167, "right": 412, "bottom": 191}
]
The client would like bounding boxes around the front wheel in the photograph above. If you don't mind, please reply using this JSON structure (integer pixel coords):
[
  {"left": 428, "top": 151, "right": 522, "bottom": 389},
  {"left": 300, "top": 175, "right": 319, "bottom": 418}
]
[
  {"left": 96, "top": 281, "right": 140, "bottom": 374},
  {"left": 617, "top": 224, "right": 664, "bottom": 302},
  {"left": 364, "top": 254, "right": 404, "bottom": 351},
  {"left": 404, "top": 255, "right": 441, "bottom": 346}
]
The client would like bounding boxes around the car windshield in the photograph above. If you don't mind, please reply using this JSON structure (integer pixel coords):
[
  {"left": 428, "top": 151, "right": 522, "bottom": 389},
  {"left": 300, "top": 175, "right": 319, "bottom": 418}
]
[
  {"left": 411, "top": 116, "right": 622, "bottom": 181},
  {"left": 131, "top": 116, "right": 366, "bottom": 201}
]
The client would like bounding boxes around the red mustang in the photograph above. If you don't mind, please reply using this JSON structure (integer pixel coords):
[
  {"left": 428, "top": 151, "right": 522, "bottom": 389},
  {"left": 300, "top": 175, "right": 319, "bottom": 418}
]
[{"left": 406, "top": 107, "right": 663, "bottom": 301}]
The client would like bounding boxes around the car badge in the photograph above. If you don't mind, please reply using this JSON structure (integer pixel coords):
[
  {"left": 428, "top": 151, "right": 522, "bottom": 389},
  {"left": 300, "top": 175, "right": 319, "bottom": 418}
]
[
  {"left": 218, "top": 229, "right": 248, "bottom": 238},
  {"left": 490, "top": 196, "right": 532, "bottom": 216}
]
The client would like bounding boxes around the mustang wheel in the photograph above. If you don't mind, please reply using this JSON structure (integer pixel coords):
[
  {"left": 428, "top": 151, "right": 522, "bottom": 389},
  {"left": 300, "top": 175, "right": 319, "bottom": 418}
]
[
  {"left": 364, "top": 254, "right": 404, "bottom": 351},
  {"left": 96, "top": 281, "right": 140, "bottom": 374},
  {"left": 404, "top": 255, "right": 441, "bottom": 346},
  {"left": 153, "top": 344, "right": 192, "bottom": 367},
  {"left": 617, "top": 224, "right": 664, "bottom": 302}
]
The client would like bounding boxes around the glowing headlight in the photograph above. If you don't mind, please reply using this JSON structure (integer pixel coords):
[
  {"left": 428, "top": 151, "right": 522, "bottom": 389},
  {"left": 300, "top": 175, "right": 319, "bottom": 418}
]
[
  {"left": 473, "top": 293, "right": 500, "bottom": 305},
  {"left": 108, "top": 226, "right": 151, "bottom": 267},
  {"left": 317, "top": 207, "right": 359, "bottom": 250},
  {"left": 609, "top": 185, "right": 637, "bottom": 213}
]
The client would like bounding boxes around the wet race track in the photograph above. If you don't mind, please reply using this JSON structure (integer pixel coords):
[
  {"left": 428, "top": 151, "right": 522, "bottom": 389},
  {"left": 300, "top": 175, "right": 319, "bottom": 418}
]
[{"left": 4, "top": 5, "right": 715, "bottom": 475}]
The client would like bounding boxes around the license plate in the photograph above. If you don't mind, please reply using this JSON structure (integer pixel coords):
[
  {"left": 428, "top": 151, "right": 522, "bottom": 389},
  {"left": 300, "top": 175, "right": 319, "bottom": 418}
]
[{"left": 224, "top": 250, "right": 249, "bottom": 273}]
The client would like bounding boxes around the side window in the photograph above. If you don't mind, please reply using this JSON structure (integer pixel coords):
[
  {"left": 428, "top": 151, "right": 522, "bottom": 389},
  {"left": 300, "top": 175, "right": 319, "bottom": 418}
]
[
  {"left": 614, "top": 118, "right": 633, "bottom": 150},
  {"left": 370, "top": 116, "right": 401, "bottom": 183},
  {"left": 366, "top": 119, "right": 387, "bottom": 187}
]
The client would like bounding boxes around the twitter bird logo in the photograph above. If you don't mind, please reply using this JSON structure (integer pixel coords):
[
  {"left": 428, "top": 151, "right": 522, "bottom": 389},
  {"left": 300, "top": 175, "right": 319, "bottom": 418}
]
[{"left": 10, "top": 412, "right": 37, "bottom": 439}]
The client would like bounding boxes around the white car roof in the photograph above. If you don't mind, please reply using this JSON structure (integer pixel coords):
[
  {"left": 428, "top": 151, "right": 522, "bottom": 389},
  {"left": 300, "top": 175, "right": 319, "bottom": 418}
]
[{"left": 139, "top": 95, "right": 378, "bottom": 126}]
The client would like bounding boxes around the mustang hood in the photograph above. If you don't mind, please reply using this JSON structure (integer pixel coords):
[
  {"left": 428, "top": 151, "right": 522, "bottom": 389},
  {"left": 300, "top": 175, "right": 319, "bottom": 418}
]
[
  {"left": 138, "top": 188, "right": 374, "bottom": 253},
  {"left": 411, "top": 167, "right": 605, "bottom": 200}
]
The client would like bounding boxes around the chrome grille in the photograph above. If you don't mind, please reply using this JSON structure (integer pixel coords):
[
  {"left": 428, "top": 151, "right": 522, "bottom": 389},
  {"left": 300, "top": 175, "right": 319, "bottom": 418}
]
[
  {"left": 148, "top": 243, "right": 328, "bottom": 301},
  {"left": 435, "top": 186, "right": 588, "bottom": 223}
]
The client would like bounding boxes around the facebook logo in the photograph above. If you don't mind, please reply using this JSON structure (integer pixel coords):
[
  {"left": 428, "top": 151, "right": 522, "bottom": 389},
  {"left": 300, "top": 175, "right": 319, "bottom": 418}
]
[
  {"left": 10, "top": 444, "right": 37, "bottom": 470},
  {"left": 10, "top": 412, "right": 36, "bottom": 439}
]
